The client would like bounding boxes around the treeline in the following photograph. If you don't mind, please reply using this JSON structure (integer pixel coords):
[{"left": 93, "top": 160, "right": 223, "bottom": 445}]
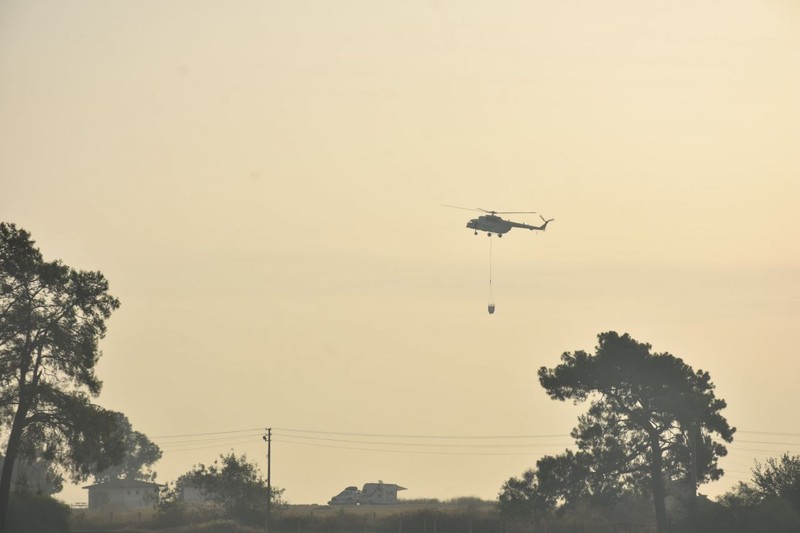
[
  {"left": 0, "top": 223, "right": 161, "bottom": 533},
  {"left": 69, "top": 488, "right": 800, "bottom": 533},
  {"left": 496, "top": 332, "right": 800, "bottom": 533}
]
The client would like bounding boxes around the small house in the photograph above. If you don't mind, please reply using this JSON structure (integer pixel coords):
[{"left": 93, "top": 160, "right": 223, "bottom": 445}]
[
  {"left": 361, "top": 482, "right": 406, "bottom": 504},
  {"left": 83, "top": 478, "right": 163, "bottom": 509},
  {"left": 329, "top": 481, "right": 406, "bottom": 505}
]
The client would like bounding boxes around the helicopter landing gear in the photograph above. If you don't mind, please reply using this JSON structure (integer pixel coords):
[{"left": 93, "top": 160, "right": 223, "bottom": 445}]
[
  {"left": 487, "top": 233, "right": 492, "bottom": 237},
  {"left": 497, "top": 234, "right": 502, "bottom": 238},
  {"left": 474, "top": 231, "right": 478, "bottom": 235}
]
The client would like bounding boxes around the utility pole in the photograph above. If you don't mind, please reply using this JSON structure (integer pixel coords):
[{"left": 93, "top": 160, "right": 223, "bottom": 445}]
[{"left": 263, "top": 428, "right": 272, "bottom": 533}]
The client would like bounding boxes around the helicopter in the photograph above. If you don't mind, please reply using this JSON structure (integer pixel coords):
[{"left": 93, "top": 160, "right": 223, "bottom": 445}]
[{"left": 444, "top": 206, "right": 554, "bottom": 237}]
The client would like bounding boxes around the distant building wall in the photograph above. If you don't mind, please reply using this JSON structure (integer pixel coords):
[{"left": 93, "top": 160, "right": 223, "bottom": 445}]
[
  {"left": 329, "top": 482, "right": 406, "bottom": 505},
  {"left": 83, "top": 480, "right": 162, "bottom": 510},
  {"left": 361, "top": 482, "right": 405, "bottom": 504}
]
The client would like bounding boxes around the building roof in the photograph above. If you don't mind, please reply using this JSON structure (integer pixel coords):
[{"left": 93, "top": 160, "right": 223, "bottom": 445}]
[
  {"left": 363, "top": 483, "right": 407, "bottom": 490},
  {"left": 83, "top": 478, "right": 164, "bottom": 490}
]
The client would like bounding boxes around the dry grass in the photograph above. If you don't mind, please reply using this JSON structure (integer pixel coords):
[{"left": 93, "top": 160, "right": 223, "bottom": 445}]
[
  {"left": 280, "top": 499, "right": 497, "bottom": 519},
  {"left": 70, "top": 506, "right": 158, "bottom": 528},
  {"left": 67, "top": 500, "right": 499, "bottom": 531}
]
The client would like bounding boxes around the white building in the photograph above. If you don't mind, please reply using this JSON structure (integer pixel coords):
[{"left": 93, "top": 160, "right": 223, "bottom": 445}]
[
  {"left": 361, "top": 482, "right": 406, "bottom": 504},
  {"left": 329, "top": 481, "right": 406, "bottom": 505},
  {"left": 83, "top": 479, "right": 163, "bottom": 509}
]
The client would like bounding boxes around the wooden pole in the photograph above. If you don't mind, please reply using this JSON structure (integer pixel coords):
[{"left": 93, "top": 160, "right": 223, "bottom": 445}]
[{"left": 264, "top": 428, "right": 272, "bottom": 533}]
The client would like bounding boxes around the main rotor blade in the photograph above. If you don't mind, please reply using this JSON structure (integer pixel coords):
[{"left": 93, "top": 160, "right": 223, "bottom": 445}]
[
  {"left": 442, "top": 204, "right": 483, "bottom": 212},
  {"left": 444, "top": 205, "right": 537, "bottom": 215}
]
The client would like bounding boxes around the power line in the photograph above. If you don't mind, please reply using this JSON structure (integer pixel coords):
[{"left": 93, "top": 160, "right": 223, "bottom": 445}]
[
  {"left": 146, "top": 426, "right": 800, "bottom": 455},
  {"left": 737, "top": 430, "right": 800, "bottom": 438},
  {"left": 160, "top": 438, "right": 263, "bottom": 454},
  {"left": 272, "top": 432, "right": 572, "bottom": 449},
  {"left": 273, "top": 427, "right": 570, "bottom": 440},
  {"left": 153, "top": 427, "right": 264, "bottom": 439},
  {"left": 155, "top": 432, "right": 264, "bottom": 447},
  {"left": 274, "top": 437, "right": 560, "bottom": 456},
  {"left": 146, "top": 426, "right": 577, "bottom": 458},
  {"left": 733, "top": 440, "right": 800, "bottom": 447}
]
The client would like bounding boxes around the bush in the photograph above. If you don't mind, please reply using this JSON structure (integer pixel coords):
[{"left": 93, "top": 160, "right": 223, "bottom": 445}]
[
  {"left": 158, "top": 519, "right": 261, "bottom": 533},
  {"left": 5, "top": 493, "right": 70, "bottom": 533},
  {"left": 155, "top": 500, "right": 229, "bottom": 529}
]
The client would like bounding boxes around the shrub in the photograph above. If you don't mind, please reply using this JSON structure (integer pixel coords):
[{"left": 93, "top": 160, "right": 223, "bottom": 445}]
[{"left": 5, "top": 493, "right": 70, "bottom": 533}]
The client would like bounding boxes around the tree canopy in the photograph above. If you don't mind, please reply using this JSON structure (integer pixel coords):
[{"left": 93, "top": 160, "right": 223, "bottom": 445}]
[
  {"left": 715, "top": 454, "right": 800, "bottom": 532},
  {"left": 752, "top": 454, "right": 800, "bottom": 512},
  {"left": 0, "top": 223, "right": 131, "bottom": 531},
  {"left": 0, "top": 454, "right": 63, "bottom": 496},
  {"left": 170, "top": 452, "right": 284, "bottom": 526},
  {"left": 498, "top": 468, "right": 551, "bottom": 521},
  {"left": 92, "top": 412, "right": 162, "bottom": 483},
  {"left": 535, "top": 332, "right": 734, "bottom": 533}
]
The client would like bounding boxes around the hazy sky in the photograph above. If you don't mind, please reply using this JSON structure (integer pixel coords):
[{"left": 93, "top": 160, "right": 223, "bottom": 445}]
[{"left": 1, "top": 0, "right": 799, "bottom": 506}]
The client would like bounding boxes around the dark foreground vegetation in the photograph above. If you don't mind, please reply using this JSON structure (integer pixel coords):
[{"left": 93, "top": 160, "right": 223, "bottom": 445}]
[{"left": 8, "top": 489, "right": 800, "bottom": 533}]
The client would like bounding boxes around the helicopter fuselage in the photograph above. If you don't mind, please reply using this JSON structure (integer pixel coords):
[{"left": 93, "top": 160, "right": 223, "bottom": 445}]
[
  {"left": 467, "top": 215, "right": 513, "bottom": 235},
  {"left": 467, "top": 214, "right": 546, "bottom": 236}
]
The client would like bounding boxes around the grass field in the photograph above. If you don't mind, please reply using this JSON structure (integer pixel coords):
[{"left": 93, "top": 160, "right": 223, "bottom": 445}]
[
  {"left": 285, "top": 499, "right": 497, "bottom": 518},
  {"left": 69, "top": 499, "right": 501, "bottom": 532}
]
